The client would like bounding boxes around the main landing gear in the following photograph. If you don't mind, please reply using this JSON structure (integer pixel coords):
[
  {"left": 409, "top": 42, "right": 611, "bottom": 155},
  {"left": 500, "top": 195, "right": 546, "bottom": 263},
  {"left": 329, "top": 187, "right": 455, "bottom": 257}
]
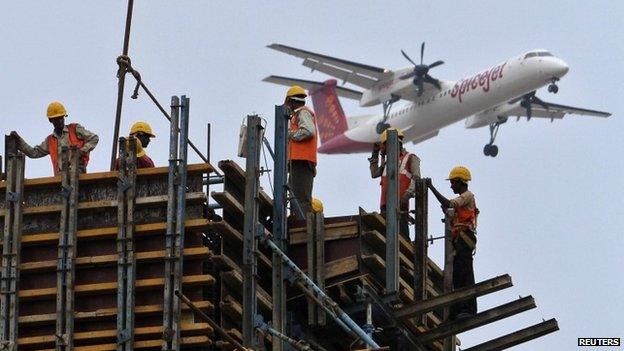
[
  {"left": 376, "top": 95, "right": 400, "bottom": 134},
  {"left": 483, "top": 122, "right": 503, "bottom": 157},
  {"left": 548, "top": 77, "right": 559, "bottom": 94}
]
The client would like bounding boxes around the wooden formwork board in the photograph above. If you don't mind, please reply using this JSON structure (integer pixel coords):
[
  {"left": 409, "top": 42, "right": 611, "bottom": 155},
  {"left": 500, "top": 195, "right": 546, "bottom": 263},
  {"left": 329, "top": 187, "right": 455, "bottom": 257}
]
[{"left": 0, "top": 163, "right": 215, "bottom": 350}]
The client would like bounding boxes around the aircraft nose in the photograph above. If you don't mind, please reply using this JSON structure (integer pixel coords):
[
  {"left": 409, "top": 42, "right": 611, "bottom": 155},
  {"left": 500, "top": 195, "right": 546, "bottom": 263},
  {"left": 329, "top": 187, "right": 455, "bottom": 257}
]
[{"left": 552, "top": 58, "right": 569, "bottom": 78}]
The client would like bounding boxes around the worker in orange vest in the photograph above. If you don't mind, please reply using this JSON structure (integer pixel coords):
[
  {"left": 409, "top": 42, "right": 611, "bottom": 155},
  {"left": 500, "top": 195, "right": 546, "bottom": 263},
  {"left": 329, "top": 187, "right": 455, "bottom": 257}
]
[
  {"left": 11, "top": 101, "right": 99, "bottom": 175},
  {"left": 369, "top": 128, "right": 421, "bottom": 237},
  {"left": 114, "top": 121, "right": 156, "bottom": 170},
  {"left": 426, "top": 166, "right": 479, "bottom": 320},
  {"left": 285, "top": 85, "right": 317, "bottom": 218}
]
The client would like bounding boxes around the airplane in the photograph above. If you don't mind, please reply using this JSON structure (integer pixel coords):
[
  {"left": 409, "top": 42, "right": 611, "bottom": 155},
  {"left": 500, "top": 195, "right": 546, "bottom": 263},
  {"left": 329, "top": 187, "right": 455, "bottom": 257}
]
[{"left": 263, "top": 43, "right": 611, "bottom": 157}]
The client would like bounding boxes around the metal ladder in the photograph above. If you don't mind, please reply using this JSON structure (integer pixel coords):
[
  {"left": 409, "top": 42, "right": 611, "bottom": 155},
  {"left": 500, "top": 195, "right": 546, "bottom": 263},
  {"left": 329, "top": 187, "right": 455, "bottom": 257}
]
[
  {"left": 116, "top": 137, "right": 138, "bottom": 351},
  {"left": 55, "top": 147, "right": 79, "bottom": 351},
  {"left": 0, "top": 151, "right": 25, "bottom": 351}
]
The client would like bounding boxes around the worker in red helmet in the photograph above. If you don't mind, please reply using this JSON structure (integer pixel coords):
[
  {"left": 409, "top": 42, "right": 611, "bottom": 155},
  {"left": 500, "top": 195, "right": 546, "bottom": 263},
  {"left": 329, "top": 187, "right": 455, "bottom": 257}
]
[
  {"left": 427, "top": 166, "right": 479, "bottom": 320},
  {"left": 285, "top": 85, "right": 318, "bottom": 219}
]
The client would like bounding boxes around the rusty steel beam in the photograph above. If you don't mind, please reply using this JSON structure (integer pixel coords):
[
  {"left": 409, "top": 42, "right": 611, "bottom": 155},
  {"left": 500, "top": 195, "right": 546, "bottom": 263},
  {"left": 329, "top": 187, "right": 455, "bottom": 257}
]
[
  {"left": 418, "top": 296, "right": 537, "bottom": 344},
  {"left": 394, "top": 274, "right": 513, "bottom": 320},
  {"left": 463, "top": 318, "right": 559, "bottom": 351}
]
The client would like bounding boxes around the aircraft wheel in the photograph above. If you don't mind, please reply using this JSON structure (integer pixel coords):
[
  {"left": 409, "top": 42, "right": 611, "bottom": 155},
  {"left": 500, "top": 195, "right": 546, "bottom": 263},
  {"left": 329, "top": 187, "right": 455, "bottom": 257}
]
[
  {"left": 490, "top": 144, "right": 499, "bottom": 157},
  {"left": 376, "top": 122, "right": 390, "bottom": 134},
  {"left": 548, "top": 84, "right": 559, "bottom": 94},
  {"left": 483, "top": 144, "right": 491, "bottom": 156}
]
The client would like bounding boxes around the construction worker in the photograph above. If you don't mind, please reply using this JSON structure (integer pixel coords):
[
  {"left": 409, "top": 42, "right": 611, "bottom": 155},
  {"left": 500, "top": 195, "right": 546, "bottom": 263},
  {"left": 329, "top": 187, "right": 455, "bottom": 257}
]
[
  {"left": 114, "top": 121, "right": 156, "bottom": 170},
  {"left": 10, "top": 101, "right": 99, "bottom": 175},
  {"left": 426, "top": 166, "right": 479, "bottom": 320},
  {"left": 369, "top": 128, "right": 421, "bottom": 237},
  {"left": 285, "top": 85, "right": 317, "bottom": 219}
]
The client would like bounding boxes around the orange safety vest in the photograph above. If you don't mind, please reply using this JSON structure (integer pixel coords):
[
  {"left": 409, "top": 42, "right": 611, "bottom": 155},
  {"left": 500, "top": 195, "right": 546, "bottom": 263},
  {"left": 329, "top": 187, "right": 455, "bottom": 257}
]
[
  {"left": 288, "top": 106, "right": 317, "bottom": 164},
  {"left": 47, "top": 123, "right": 90, "bottom": 176},
  {"left": 451, "top": 199, "right": 479, "bottom": 237},
  {"left": 380, "top": 151, "right": 413, "bottom": 207}
]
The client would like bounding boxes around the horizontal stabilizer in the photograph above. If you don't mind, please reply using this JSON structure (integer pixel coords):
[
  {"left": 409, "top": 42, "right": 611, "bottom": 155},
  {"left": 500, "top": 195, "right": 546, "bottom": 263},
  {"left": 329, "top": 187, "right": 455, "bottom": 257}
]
[{"left": 263, "top": 75, "right": 363, "bottom": 101}]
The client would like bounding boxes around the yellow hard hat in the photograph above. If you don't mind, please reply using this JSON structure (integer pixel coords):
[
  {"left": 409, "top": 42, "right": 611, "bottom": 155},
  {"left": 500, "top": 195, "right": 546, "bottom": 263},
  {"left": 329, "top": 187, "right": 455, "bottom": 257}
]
[
  {"left": 380, "top": 128, "right": 404, "bottom": 144},
  {"left": 312, "top": 198, "right": 324, "bottom": 213},
  {"left": 447, "top": 166, "right": 472, "bottom": 182},
  {"left": 286, "top": 85, "right": 307, "bottom": 101},
  {"left": 46, "top": 101, "right": 67, "bottom": 119},
  {"left": 130, "top": 121, "right": 156, "bottom": 137}
]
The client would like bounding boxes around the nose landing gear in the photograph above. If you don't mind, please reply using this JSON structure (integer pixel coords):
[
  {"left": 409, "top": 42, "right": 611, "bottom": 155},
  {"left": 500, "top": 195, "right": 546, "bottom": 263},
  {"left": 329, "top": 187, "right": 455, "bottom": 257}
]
[
  {"left": 548, "top": 77, "right": 559, "bottom": 94},
  {"left": 483, "top": 122, "right": 502, "bottom": 157},
  {"left": 376, "top": 95, "right": 400, "bottom": 134}
]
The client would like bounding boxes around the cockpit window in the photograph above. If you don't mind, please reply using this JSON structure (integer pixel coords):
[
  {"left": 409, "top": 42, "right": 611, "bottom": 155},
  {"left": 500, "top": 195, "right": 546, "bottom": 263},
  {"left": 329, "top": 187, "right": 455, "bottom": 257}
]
[{"left": 524, "top": 51, "right": 553, "bottom": 59}]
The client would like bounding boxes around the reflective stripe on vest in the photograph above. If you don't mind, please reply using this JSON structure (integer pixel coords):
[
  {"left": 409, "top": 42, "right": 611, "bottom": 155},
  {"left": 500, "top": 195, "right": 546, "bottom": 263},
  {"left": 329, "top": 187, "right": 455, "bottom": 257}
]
[
  {"left": 380, "top": 152, "right": 412, "bottom": 207},
  {"left": 47, "top": 123, "right": 89, "bottom": 176},
  {"left": 288, "top": 106, "right": 318, "bottom": 164}
]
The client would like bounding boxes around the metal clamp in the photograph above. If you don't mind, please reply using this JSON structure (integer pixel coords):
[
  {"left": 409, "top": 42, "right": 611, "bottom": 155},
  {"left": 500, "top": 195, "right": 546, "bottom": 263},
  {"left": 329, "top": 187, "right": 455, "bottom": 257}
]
[
  {"left": 60, "top": 185, "right": 73, "bottom": 199},
  {"left": 5, "top": 191, "right": 18, "bottom": 203},
  {"left": 117, "top": 328, "right": 132, "bottom": 343}
]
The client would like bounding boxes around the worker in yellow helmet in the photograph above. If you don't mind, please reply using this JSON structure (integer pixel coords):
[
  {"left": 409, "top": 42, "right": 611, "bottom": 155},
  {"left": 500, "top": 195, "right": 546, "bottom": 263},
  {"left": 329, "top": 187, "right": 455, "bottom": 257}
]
[
  {"left": 311, "top": 198, "right": 324, "bottom": 214},
  {"left": 114, "top": 121, "right": 156, "bottom": 170},
  {"left": 426, "top": 166, "right": 479, "bottom": 320},
  {"left": 285, "top": 85, "right": 317, "bottom": 219},
  {"left": 10, "top": 101, "right": 99, "bottom": 175},
  {"left": 369, "top": 128, "right": 421, "bottom": 238}
]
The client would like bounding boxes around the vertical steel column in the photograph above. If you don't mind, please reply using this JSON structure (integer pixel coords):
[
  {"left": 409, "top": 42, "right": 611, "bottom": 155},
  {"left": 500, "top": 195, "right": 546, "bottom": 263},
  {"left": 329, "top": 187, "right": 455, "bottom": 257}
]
[
  {"left": 443, "top": 209, "right": 457, "bottom": 351},
  {"left": 272, "top": 105, "right": 288, "bottom": 351},
  {"left": 171, "top": 96, "right": 190, "bottom": 351},
  {"left": 117, "top": 137, "right": 137, "bottom": 351},
  {"left": 385, "top": 129, "right": 400, "bottom": 294},
  {"left": 242, "top": 115, "right": 262, "bottom": 348},
  {"left": 162, "top": 97, "right": 180, "bottom": 351},
  {"left": 315, "top": 213, "right": 326, "bottom": 326},
  {"left": 413, "top": 179, "right": 429, "bottom": 325},
  {"left": 0, "top": 151, "right": 25, "bottom": 351},
  {"left": 306, "top": 213, "right": 316, "bottom": 326},
  {"left": 55, "top": 147, "right": 79, "bottom": 351}
]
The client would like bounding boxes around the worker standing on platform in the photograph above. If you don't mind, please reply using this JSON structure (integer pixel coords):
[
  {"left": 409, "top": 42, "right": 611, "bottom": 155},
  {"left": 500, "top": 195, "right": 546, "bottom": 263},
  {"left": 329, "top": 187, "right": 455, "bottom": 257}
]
[
  {"left": 369, "top": 128, "right": 421, "bottom": 237},
  {"left": 426, "top": 166, "right": 479, "bottom": 320},
  {"left": 114, "top": 121, "right": 156, "bottom": 170},
  {"left": 285, "top": 85, "right": 317, "bottom": 218},
  {"left": 11, "top": 101, "right": 99, "bottom": 175}
]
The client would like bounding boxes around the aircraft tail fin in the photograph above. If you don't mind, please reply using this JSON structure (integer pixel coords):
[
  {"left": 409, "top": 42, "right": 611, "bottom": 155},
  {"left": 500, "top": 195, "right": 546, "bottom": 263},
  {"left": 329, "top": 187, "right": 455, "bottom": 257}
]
[{"left": 309, "top": 79, "right": 350, "bottom": 144}]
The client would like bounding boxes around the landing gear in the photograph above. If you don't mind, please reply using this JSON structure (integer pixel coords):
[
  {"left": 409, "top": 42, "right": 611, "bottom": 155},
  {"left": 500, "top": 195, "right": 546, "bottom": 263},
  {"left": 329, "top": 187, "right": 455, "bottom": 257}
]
[
  {"left": 483, "top": 122, "right": 502, "bottom": 157},
  {"left": 376, "top": 95, "right": 400, "bottom": 134},
  {"left": 548, "top": 77, "right": 559, "bottom": 94}
]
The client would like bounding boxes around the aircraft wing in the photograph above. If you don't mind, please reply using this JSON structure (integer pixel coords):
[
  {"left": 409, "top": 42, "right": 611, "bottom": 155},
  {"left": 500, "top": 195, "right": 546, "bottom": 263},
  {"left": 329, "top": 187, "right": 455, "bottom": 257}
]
[
  {"left": 262, "top": 75, "right": 363, "bottom": 101},
  {"left": 268, "top": 43, "right": 390, "bottom": 89},
  {"left": 505, "top": 100, "right": 611, "bottom": 120}
]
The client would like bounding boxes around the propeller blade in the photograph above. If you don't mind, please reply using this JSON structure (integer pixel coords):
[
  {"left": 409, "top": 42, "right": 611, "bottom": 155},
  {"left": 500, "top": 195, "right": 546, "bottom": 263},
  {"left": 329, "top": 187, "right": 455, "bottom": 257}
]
[
  {"left": 429, "top": 60, "right": 445, "bottom": 69},
  {"left": 420, "top": 42, "right": 425, "bottom": 65},
  {"left": 399, "top": 71, "right": 417, "bottom": 80},
  {"left": 424, "top": 74, "right": 442, "bottom": 90},
  {"left": 526, "top": 103, "right": 532, "bottom": 120},
  {"left": 416, "top": 78, "right": 424, "bottom": 96},
  {"left": 401, "top": 50, "right": 417, "bottom": 66}
]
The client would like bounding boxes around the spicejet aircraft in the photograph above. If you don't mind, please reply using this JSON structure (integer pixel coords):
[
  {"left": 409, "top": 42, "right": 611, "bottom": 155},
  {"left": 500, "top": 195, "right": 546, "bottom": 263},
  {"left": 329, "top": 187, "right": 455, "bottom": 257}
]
[{"left": 263, "top": 43, "right": 610, "bottom": 157}]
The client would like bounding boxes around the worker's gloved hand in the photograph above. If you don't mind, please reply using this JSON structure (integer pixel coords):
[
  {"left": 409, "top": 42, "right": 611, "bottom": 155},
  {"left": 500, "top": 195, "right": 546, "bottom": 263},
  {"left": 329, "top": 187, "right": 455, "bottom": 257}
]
[{"left": 424, "top": 178, "right": 432, "bottom": 188}]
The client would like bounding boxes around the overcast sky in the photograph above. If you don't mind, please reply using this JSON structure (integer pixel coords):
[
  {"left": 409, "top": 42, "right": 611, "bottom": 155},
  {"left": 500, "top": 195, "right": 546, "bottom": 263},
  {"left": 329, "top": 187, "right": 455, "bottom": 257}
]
[{"left": 1, "top": 1, "right": 622, "bottom": 350}]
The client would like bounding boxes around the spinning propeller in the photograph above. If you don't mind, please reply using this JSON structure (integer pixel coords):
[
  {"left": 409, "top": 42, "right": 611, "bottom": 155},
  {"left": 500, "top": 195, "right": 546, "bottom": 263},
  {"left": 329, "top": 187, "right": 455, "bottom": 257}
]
[{"left": 399, "top": 42, "right": 444, "bottom": 96}]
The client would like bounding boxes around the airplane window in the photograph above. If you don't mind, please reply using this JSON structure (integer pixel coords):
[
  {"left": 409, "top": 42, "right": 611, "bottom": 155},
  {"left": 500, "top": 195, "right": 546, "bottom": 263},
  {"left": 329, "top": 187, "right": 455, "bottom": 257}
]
[
  {"left": 538, "top": 52, "right": 553, "bottom": 57},
  {"left": 524, "top": 52, "right": 538, "bottom": 59}
]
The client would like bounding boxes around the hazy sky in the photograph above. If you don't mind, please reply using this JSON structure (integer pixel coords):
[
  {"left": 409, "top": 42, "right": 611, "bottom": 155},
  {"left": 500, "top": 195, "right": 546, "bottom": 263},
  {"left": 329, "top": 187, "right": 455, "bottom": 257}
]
[{"left": 2, "top": 1, "right": 622, "bottom": 350}]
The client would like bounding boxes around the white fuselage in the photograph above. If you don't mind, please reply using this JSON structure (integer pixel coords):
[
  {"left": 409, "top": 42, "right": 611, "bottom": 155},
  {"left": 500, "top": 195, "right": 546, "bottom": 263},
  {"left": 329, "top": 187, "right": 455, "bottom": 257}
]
[{"left": 345, "top": 51, "right": 570, "bottom": 144}]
